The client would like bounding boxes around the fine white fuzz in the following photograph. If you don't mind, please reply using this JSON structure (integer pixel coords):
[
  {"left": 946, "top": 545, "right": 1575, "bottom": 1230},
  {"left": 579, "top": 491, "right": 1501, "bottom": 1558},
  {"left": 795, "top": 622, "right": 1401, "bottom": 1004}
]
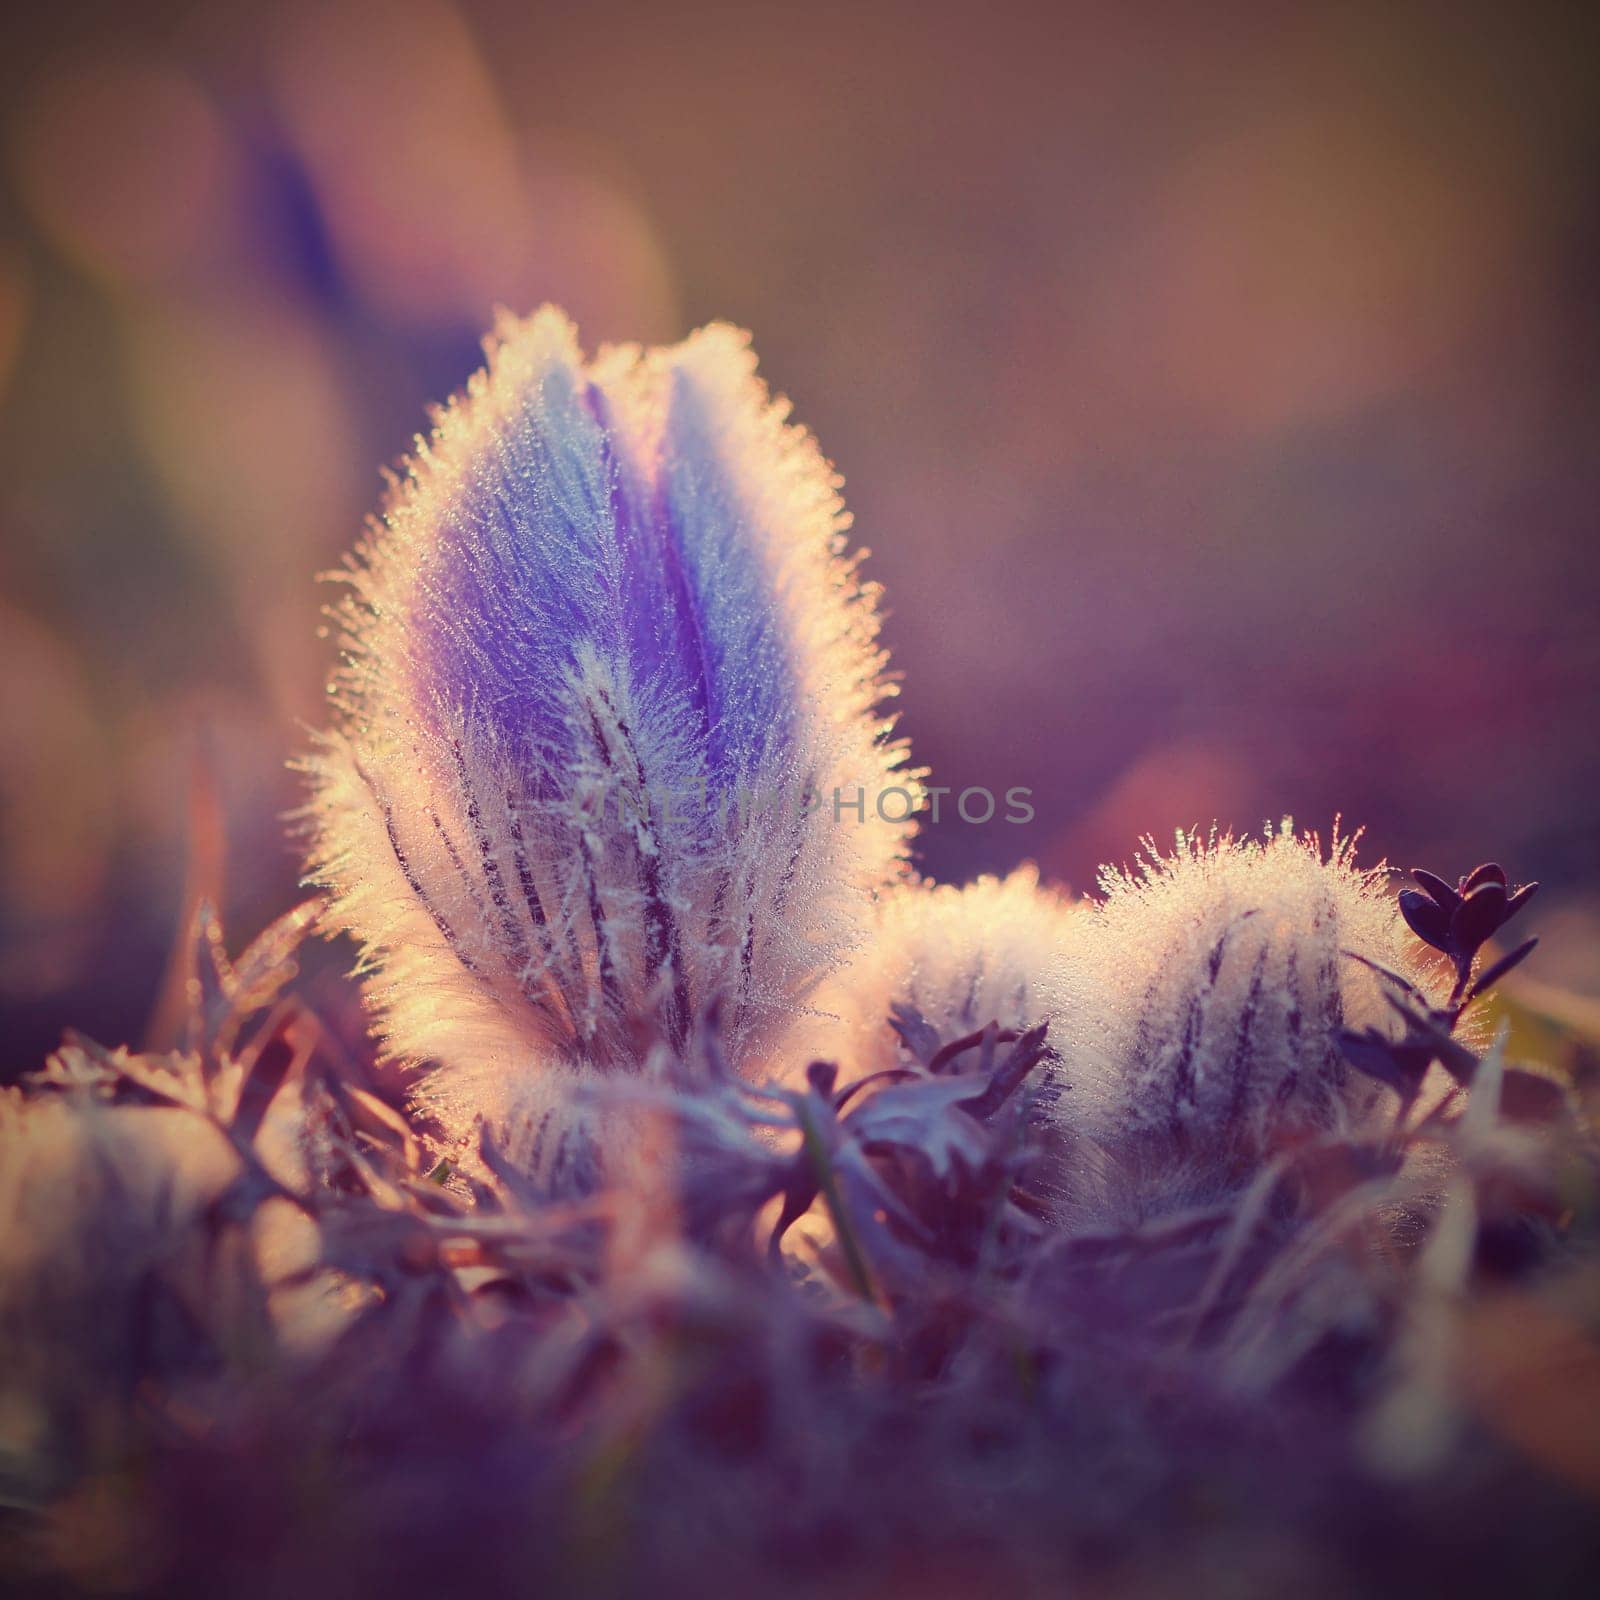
[
  {"left": 302, "top": 308, "right": 914, "bottom": 1182},
  {"left": 811, "top": 867, "right": 1080, "bottom": 1075},
  {"left": 1053, "top": 824, "right": 1438, "bottom": 1161}
]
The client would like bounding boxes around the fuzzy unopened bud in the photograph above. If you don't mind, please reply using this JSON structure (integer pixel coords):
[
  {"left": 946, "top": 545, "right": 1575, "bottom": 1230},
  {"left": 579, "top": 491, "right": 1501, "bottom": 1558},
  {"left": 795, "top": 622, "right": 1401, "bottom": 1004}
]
[
  {"left": 812, "top": 867, "right": 1079, "bottom": 1074},
  {"left": 302, "top": 309, "right": 914, "bottom": 1183},
  {"left": 1054, "top": 825, "right": 1437, "bottom": 1165}
]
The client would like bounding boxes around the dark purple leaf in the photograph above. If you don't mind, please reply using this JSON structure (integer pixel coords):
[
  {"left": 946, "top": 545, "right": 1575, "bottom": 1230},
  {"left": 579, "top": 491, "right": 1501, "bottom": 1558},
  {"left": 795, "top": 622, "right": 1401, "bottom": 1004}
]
[
  {"left": 1463, "top": 937, "right": 1539, "bottom": 1003},
  {"left": 1398, "top": 889, "right": 1452, "bottom": 952},
  {"left": 959, "top": 1022, "right": 1054, "bottom": 1119},
  {"left": 928, "top": 1023, "right": 1021, "bottom": 1075},
  {"left": 1343, "top": 949, "right": 1428, "bottom": 1003},
  {"left": 1409, "top": 868, "right": 1461, "bottom": 913},
  {"left": 1451, "top": 880, "right": 1509, "bottom": 955},
  {"left": 768, "top": 1170, "right": 821, "bottom": 1257},
  {"left": 1376, "top": 989, "right": 1483, "bottom": 1086},
  {"left": 1461, "top": 861, "right": 1508, "bottom": 892},
  {"left": 1503, "top": 881, "right": 1541, "bottom": 922},
  {"left": 1337, "top": 1028, "right": 1430, "bottom": 1098},
  {"left": 805, "top": 1060, "right": 839, "bottom": 1097},
  {"left": 832, "top": 1067, "right": 920, "bottom": 1113}
]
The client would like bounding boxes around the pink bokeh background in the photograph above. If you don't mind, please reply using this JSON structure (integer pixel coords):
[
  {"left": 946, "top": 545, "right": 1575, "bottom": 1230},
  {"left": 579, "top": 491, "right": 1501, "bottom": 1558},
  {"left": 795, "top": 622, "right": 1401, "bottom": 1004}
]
[{"left": 2, "top": 0, "right": 1597, "bottom": 1066}]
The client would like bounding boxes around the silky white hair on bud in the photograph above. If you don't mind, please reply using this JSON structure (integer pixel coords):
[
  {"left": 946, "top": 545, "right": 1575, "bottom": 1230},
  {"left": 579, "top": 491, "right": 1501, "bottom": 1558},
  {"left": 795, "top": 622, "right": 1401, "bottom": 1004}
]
[
  {"left": 301, "top": 309, "right": 914, "bottom": 1187},
  {"left": 1052, "top": 824, "right": 1438, "bottom": 1170},
  {"left": 809, "top": 866, "right": 1079, "bottom": 1075}
]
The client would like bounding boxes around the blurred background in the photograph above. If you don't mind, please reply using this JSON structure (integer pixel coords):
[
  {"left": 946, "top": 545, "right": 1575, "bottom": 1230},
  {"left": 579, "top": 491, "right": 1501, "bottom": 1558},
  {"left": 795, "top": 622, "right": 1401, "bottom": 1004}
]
[{"left": 1, "top": 0, "right": 1597, "bottom": 1070}]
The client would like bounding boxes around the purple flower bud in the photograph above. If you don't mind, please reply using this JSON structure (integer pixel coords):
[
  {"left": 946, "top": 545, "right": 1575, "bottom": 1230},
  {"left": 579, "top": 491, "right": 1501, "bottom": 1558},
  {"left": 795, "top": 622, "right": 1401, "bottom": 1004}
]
[{"left": 302, "top": 309, "right": 914, "bottom": 1179}]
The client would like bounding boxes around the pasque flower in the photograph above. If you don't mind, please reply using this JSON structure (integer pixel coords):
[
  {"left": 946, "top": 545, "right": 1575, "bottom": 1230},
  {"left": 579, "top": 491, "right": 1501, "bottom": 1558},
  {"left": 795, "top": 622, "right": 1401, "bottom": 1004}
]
[
  {"left": 808, "top": 866, "right": 1078, "bottom": 1075},
  {"left": 1052, "top": 824, "right": 1441, "bottom": 1166},
  {"left": 303, "top": 309, "right": 914, "bottom": 1180}
]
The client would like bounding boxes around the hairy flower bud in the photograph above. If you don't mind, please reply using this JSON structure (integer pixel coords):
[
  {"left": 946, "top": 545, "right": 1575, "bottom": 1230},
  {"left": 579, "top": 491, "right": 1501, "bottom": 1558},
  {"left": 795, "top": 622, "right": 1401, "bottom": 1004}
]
[
  {"left": 302, "top": 309, "right": 914, "bottom": 1179},
  {"left": 1054, "top": 825, "right": 1436, "bottom": 1166},
  {"left": 812, "top": 867, "right": 1079, "bottom": 1074}
]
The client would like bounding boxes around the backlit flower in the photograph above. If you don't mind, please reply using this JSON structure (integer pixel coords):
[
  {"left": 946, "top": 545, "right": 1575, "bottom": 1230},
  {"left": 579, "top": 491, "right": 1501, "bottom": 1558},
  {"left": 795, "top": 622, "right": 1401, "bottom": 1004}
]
[
  {"left": 302, "top": 309, "right": 914, "bottom": 1180},
  {"left": 809, "top": 866, "right": 1079, "bottom": 1075},
  {"left": 1053, "top": 824, "right": 1439, "bottom": 1163}
]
